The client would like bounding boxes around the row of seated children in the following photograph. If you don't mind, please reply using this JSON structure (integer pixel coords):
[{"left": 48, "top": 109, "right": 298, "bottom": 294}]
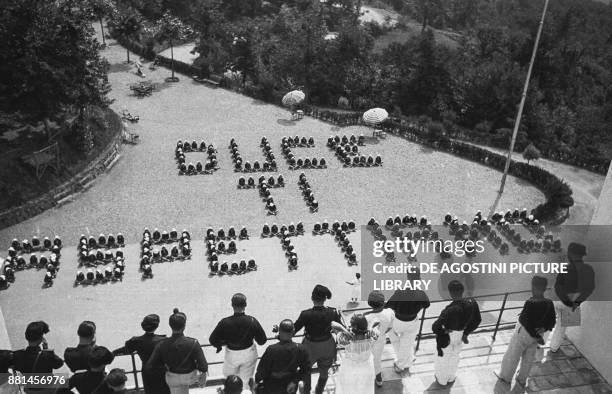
[
  {"left": 298, "top": 173, "right": 319, "bottom": 212},
  {"left": 209, "top": 259, "right": 257, "bottom": 275},
  {"left": 78, "top": 233, "right": 125, "bottom": 249},
  {"left": 261, "top": 222, "right": 305, "bottom": 238},
  {"left": 281, "top": 144, "right": 326, "bottom": 170},
  {"left": 75, "top": 263, "right": 124, "bottom": 285},
  {"left": 79, "top": 248, "right": 124, "bottom": 266},
  {"left": 142, "top": 228, "right": 191, "bottom": 261},
  {"left": 176, "top": 139, "right": 208, "bottom": 152},
  {"left": 379, "top": 215, "right": 430, "bottom": 229},
  {"left": 1, "top": 251, "right": 61, "bottom": 289},
  {"left": 9, "top": 236, "right": 62, "bottom": 254},
  {"left": 144, "top": 228, "right": 182, "bottom": 244},
  {"left": 176, "top": 140, "right": 218, "bottom": 175},
  {"left": 341, "top": 153, "right": 382, "bottom": 167},
  {"left": 312, "top": 220, "right": 357, "bottom": 234},
  {"left": 204, "top": 226, "right": 249, "bottom": 241},
  {"left": 231, "top": 138, "right": 277, "bottom": 172},
  {"left": 238, "top": 175, "right": 285, "bottom": 189},
  {"left": 326, "top": 135, "right": 365, "bottom": 147},
  {"left": 333, "top": 229, "right": 357, "bottom": 265},
  {"left": 281, "top": 236, "right": 299, "bottom": 270},
  {"left": 281, "top": 136, "right": 315, "bottom": 147}
]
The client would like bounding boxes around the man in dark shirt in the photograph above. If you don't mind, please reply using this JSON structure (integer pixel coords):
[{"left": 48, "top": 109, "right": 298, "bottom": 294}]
[
  {"left": 113, "top": 314, "right": 169, "bottom": 394},
  {"left": 145, "top": 308, "right": 208, "bottom": 394},
  {"left": 550, "top": 242, "right": 594, "bottom": 352},
  {"left": 209, "top": 294, "right": 267, "bottom": 390},
  {"left": 496, "top": 276, "right": 555, "bottom": 387},
  {"left": 432, "top": 281, "right": 481, "bottom": 386},
  {"left": 68, "top": 346, "right": 114, "bottom": 394},
  {"left": 385, "top": 270, "right": 430, "bottom": 374},
  {"left": 12, "top": 321, "right": 64, "bottom": 375},
  {"left": 255, "top": 320, "right": 311, "bottom": 394},
  {"left": 64, "top": 321, "right": 97, "bottom": 372}
]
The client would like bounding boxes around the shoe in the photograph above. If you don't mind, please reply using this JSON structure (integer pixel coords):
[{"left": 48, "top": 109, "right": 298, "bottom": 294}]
[
  {"left": 393, "top": 362, "right": 403, "bottom": 374},
  {"left": 375, "top": 373, "right": 383, "bottom": 387}
]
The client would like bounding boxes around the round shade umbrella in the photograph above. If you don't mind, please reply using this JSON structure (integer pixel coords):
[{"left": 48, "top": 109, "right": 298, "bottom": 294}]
[
  {"left": 282, "top": 90, "right": 305, "bottom": 107},
  {"left": 363, "top": 108, "right": 388, "bottom": 125}
]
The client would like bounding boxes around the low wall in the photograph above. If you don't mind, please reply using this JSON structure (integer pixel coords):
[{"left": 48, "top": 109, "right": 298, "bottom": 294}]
[{"left": 0, "top": 133, "right": 123, "bottom": 230}]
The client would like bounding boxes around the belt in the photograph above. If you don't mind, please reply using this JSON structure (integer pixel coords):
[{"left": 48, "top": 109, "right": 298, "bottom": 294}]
[
  {"left": 226, "top": 343, "right": 254, "bottom": 351},
  {"left": 167, "top": 368, "right": 197, "bottom": 374}
]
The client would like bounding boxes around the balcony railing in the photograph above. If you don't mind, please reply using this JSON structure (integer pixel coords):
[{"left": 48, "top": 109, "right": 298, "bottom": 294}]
[{"left": 119, "top": 289, "right": 533, "bottom": 389}]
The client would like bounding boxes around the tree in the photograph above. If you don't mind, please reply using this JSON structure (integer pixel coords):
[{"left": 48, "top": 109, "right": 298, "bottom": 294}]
[
  {"left": 0, "top": 0, "right": 111, "bottom": 121},
  {"left": 88, "top": 0, "right": 114, "bottom": 47},
  {"left": 523, "top": 143, "right": 541, "bottom": 164},
  {"left": 156, "top": 11, "right": 191, "bottom": 82},
  {"left": 111, "top": 10, "right": 142, "bottom": 63}
]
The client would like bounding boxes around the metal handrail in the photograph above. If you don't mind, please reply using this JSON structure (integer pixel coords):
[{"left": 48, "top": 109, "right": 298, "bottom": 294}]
[{"left": 119, "top": 288, "right": 535, "bottom": 389}]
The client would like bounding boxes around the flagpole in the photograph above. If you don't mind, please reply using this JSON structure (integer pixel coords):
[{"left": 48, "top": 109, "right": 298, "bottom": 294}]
[{"left": 499, "top": 0, "right": 550, "bottom": 193}]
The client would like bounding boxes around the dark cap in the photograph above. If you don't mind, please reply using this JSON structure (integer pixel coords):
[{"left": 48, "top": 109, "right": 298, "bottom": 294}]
[
  {"left": 141, "top": 314, "right": 160, "bottom": 331},
  {"left": 568, "top": 242, "right": 587, "bottom": 257},
  {"left": 169, "top": 308, "right": 186, "bottom": 330},
  {"left": 278, "top": 319, "right": 295, "bottom": 334},
  {"left": 223, "top": 375, "right": 244, "bottom": 394},
  {"left": 350, "top": 314, "right": 368, "bottom": 335},
  {"left": 106, "top": 368, "right": 127, "bottom": 388},
  {"left": 312, "top": 284, "right": 332, "bottom": 301},
  {"left": 367, "top": 290, "right": 385, "bottom": 308},
  {"left": 25, "top": 321, "right": 49, "bottom": 342},
  {"left": 88, "top": 346, "right": 114, "bottom": 368},
  {"left": 77, "top": 321, "right": 96, "bottom": 338}
]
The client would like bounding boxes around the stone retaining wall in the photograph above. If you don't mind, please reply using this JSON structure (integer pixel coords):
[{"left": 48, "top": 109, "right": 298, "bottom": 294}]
[{"left": 0, "top": 133, "right": 123, "bottom": 230}]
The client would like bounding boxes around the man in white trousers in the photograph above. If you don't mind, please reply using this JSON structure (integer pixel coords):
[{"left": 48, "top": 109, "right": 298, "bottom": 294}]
[
  {"left": 365, "top": 290, "right": 395, "bottom": 387},
  {"left": 385, "top": 270, "right": 431, "bottom": 374},
  {"left": 496, "top": 276, "right": 556, "bottom": 388},
  {"left": 209, "top": 293, "right": 268, "bottom": 390},
  {"left": 550, "top": 242, "right": 594, "bottom": 352},
  {"left": 432, "top": 281, "right": 481, "bottom": 386}
]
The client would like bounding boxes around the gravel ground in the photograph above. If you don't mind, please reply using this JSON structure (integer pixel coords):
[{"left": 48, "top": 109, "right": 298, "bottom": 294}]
[{"left": 0, "top": 25, "right": 545, "bottom": 371}]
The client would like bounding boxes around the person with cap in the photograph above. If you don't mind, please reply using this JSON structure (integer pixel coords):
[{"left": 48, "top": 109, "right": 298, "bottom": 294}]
[
  {"left": 293, "top": 284, "right": 345, "bottom": 394},
  {"left": 496, "top": 276, "right": 556, "bottom": 388},
  {"left": 65, "top": 321, "right": 98, "bottom": 372},
  {"left": 218, "top": 375, "right": 250, "bottom": 394},
  {"left": 93, "top": 368, "right": 128, "bottom": 394},
  {"left": 12, "top": 321, "right": 64, "bottom": 375},
  {"left": 384, "top": 269, "right": 430, "bottom": 374},
  {"left": 254, "top": 319, "right": 311, "bottom": 394},
  {"left": 209, "top": 294, "right": 267, "bottom": 390},
  {"left": 364, "top": 291, "right": 394, "bottom": 387},
  {"left": 432, "top": 280, "right": 481, "bottom": 386},
  {"left": 334, "top": 314, "right": 378, "bottom": 394},
  {"left": 145, "top": 309, "right": 208, "bottom": 394},
  {"left": 67, "top": 346, "right": 115, "bottom": 394},
  {"left": 113, "top": 314, "right": 169, "bottom": 394},
  {"left": 550, "top": 242, "right": 594, "bottom": 352}
]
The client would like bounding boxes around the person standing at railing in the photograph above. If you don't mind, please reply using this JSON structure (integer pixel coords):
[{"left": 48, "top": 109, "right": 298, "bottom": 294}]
[
  {"left": 432, "top": 281, "right": 481, "bottom": 387},
  {"left": 384, "top": 269, "right": 430, "bottom": 375},
  {"left": 145, "top": 309, "right": 208, "bottom": 394},
  {"left": 209, "top": 294, "right": 267, "bottom": 391},
  {"left": 113, "top": 314, "right": 169, "bottom": 394},
  {"left": 364, "top": 291, "right": 394, "bottom": 387},
  {"left": 293, "top": 284, "right": 346, "bottom": 394},
  {"left": 495, "top": 276, "right": 556, "bottom": 388},
  {"left": 254, "top": 320, "right": 311, "bottom": 394},
  {"left": 550, "top": 242, "right": 594, "bottom": 352},
  {"left": 64, "top": 321, "right": 98, "bottom": 372}
]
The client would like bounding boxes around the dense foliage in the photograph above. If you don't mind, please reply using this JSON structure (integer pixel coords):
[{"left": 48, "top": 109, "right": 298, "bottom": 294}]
[
  {"left": 116, "top": 0, "right": 611, "bottom": 170},
  {"left": 0, "top": 0, "right": 111, "bottom": 120}
]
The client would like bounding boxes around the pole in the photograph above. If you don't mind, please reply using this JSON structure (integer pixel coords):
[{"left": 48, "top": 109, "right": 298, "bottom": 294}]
[{"left": 499, "top": 0, "right": 549, "bottom": 193}]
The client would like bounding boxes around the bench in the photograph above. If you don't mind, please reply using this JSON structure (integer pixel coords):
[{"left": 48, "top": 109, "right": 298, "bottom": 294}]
[{"left": 193, "top": 74, "right": 222, "bottom": 87}]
